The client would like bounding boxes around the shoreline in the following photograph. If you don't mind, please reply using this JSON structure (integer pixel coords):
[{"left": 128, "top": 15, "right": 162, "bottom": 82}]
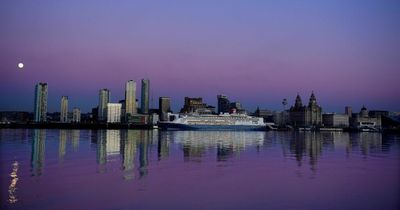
[{"left": 0, "top": 123, "right": 399, "bottom": 133}]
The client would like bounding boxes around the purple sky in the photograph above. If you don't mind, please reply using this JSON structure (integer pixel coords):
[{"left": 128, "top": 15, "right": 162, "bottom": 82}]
[{"left": 1, "top": 0, "right": 399, "bottom": 113}]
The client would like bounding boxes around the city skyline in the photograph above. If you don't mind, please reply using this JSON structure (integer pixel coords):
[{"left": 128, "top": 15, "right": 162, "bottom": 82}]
[{"left": 1, "top": 1, "right": 399, "bottom": 112}]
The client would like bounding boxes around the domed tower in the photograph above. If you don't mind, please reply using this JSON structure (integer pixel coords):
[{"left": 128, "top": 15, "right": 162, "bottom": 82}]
[
  {"left": 294, "top": 93, "right": 303, "bottom": 109},
  {"left": 308, "top": 91, "right": 317, "bottom": 107},
  {"left": 360, "top": 106, "right": 368, "bottom": 118}
]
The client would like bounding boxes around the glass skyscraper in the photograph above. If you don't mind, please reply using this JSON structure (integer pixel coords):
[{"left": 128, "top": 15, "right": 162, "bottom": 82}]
[
  {"left": 141, "top": 79, "right": 150, "bottom": 114},
  {"left": 34, "top": 83, "right": 48, "bottom": 122}
]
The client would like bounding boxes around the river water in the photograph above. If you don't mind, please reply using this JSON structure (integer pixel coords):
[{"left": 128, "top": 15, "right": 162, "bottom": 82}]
[{"left": 0, "top": 129, "right": 399, "bottom": 210}]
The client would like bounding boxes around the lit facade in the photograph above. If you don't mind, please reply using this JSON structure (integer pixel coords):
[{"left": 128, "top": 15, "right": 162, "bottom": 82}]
[
  {"left": 72, "top": 108, "right": 81, "bottom": 123},
  {"left": 34, "top": 83, "right": 48, "bottom": 122},
  {"left": 60, "top": 96, "right": 68, "bottom": 123},
  {"left": 107, "top": 103, "right": 122, "bottom": 123},
  {"left": 159, "top": 97, "right": 171, "bottom": 121},
  {"left": 98, "top": 89, "right": 110, "bottom": 121},
  {"left": 125, "top": 80, "right": 137, "bottom": 116}
]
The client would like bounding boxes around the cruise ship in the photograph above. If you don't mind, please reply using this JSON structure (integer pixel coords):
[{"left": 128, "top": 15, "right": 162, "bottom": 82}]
[{"left": 158, "top": 113, "right": 266, "bottom": 131}]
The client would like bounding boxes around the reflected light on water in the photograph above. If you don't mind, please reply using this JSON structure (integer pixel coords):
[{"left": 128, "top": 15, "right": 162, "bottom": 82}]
[{"left": 8, "top": 161, "right": 19, "bottom": 204}]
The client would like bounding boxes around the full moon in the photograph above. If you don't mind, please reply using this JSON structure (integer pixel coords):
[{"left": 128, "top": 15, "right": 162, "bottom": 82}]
[{"left": 18, "top": 62, "right": 24, "bottom": 69}]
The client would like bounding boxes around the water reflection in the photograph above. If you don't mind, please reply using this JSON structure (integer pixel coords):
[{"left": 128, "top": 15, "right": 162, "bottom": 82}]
[
  {"left": 26, "top": 129, "right": 395, "bottom": 180},
  {"left": 8, "top": 161, "right": 19, "bottom": 204},
  {"left": 72, "top": 130, "right": 80, "bottom": 152},
  {"left": 31, "top": 129, "right": 46, "bottom": 176},
  {"left": 139, "top": 131, "right": 150, "bottom": 178},
  {"left": 120, "top": 130, "right": 138, "bottom": 180},
  {"left": 158, "top": 131, "right": 170, "bottom": 161},
  {"left": 59, "top": 130, "right": 67, "bottom": 162},
  {"left": 174, "top": 131, "right": 265, "bottom": 162}
]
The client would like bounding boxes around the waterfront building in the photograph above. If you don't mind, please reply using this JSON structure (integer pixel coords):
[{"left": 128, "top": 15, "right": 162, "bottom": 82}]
[
  {"left": 180, "top": 97, "right": 206, "bottom": 113},
  {"left": 125, "top": 80, "right": 137, "bottom": 116},
  {"left": 141, "top": 79, "right": 150, "bottom": 114},
  {"left": 180, "top": 97, "right": 215, "bottom": 114},
  {"left": 107, "top": 103, "right": 122, "bottom": 123},
  {"left": 289, "top": 92, "right": 322, "bottom": 127},
  {"left": 0, "top": 111, "right": 30, "bottom": 123},
  {"left": 273, "top": 111, "right": 289, "bottom": 127},
  {"left": 322, "top": 113, "right": 349, "bottom": 128},
  {"left": 60, "top": 96, "right": 68, "bottom": 123},
  {"left": 34, "top": 83, "right": 48, "bottom": 122},
  {"left": 350, "top": 106, "right": 381, "bottom": 131},
  {"left": 91, "top": 107, "right": 98, "bottom": 122},
  {"left": 230, "top": 101, "right": 246, "bottom": 114},
  {"left": 119, "top": 99, "right": 126, "bottom": 121},
  {"left": 345, "top": 106, "right": 352, "bottom": 117},
  {"left": 159, "top": 97, "right": 171, "bottom": 121},
  {"left": 217, "top": 95, "right": 230, "bottom": 114},
  {"left": 98, "top": 89, "right": 110, "bottom": 122},
  {"left": 369, "top": 110, "right": 389, "bottom": 118},
  {"left": 72, "top": 108, "right": 81, "bottom": 123}
]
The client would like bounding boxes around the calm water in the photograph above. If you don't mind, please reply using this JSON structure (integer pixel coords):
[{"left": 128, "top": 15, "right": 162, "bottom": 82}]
[{"left": 0, "top": 129, "right": 399, "bottom": 210}]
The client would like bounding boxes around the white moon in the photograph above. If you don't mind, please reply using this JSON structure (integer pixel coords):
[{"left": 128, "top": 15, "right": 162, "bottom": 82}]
[{"left": 18, "top": 62, "right": 24, "bottom": 69}]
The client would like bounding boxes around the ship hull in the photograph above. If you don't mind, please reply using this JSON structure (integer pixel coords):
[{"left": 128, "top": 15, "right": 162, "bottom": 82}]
[{"left": 158, "top": 123, "right": 266, "bottom": 131}]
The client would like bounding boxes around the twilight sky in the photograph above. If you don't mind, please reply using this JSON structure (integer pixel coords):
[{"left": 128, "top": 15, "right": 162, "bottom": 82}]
[{"left": 0, "top": 0, "right": 399, "bottom": 113}]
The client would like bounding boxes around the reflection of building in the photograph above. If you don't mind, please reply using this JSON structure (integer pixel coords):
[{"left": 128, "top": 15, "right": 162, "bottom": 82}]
[
  {"left": 107, "top": 103, "right": 122, "bottom": 123},
  {"left": 98, "top": 89, "right": 110, "bottom": 121},
  {"left": 289, "top": 92, "right": 322, "bottom": 127},
  {"left": 139, "top": 131, "right": 149, "bottom": 178},
  {"left": 350, "top": 106, "right": 381, "bottom": 131},
  {"left": 125, "top": 80, "right": 137, "bottom": 116},
  {"left": 141, "top": 79, "right": 150, "bottom": 114},
  {"left": 217, "top": 95, "right": 230, "bottom": 114},
  {"left": 72, "top": 130, "right": 80, "bottom": 151},
  {"left": 34, "top": 83, "right": 48, "bottom": 122},
  {"left": 157, "top": 132, "right": 170, "bottom": 160},
  {"left": 59, "top": 130, "right": 67, "bottom": 161},
  {"left": 322, "top": 113, "right": 349, "bottom": 128},
  {"left": 106, "top": 130, "right": 120, "bottom": 156},
  {"left": 31, "top": 129, "right": 46, "bottom": 176},
  {"left": 60, "top": 96, "right": 68, "bottom": 123},
  {"left": 159, "top": 97, "right": 171, "bottom": 121},
  {"left": 96, "top": 130, "right": 107, "bottom": 166},
  {"left": 72, "top": 108, "right": 81, "bottom": 123},
  {"left": 289, "top": 132, "right": 323, "bottom": 172},
  {"left": 121, "top": 130, "right": 138, "bottom": 180}
]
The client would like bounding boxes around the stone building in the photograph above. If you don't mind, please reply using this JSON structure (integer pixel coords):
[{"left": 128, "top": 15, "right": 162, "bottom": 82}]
[
  {"left": 289, "top": 92, "right": 322, "bottom": 127},
  {"left": 350, "top": 106, "right": 381, "bottom": 131},
  {"left": 180, "top": 97, "right": 214, "bottom": 114},
  {"left": 322, "top": 113, "right": 349, "bottom": 128}
]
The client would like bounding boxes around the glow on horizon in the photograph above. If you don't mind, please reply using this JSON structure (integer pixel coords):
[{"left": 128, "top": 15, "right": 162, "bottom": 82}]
[{"left": 0, "top": 0, "right": 399, "bottom": 112}]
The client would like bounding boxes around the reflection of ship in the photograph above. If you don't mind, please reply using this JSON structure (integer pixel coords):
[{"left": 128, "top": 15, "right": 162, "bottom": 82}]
[{"left": 159, "top": 113, "right": 266, "bottom": 131}]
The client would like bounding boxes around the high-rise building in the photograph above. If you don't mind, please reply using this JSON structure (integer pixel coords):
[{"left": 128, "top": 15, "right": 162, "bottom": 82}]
[
  {"left": 34, "top": 83, "right": 48, "bottom": 122},
  {"left": 159, "top": 97, "right": 171, "bottom": 121},
  {"left": 72, "top": 108, "right": 81, "bottom": 123},
  {"left": 98, "top": 89, "right": 110, "bottom": 121},
  {"left": 217, "top": 94, "right": 230, "bottom": 114},
  {"left": 141, "top": 79, "right": 150, "bottom": 114},
  {"left": 125, "top": 80, "right": 137, "bottom": 116},
  {"left": 107, "top": 103, "right": 122, "bottom": 123},
  {"left": 60, "top": 96, "right": 68, "bottom": 123}
]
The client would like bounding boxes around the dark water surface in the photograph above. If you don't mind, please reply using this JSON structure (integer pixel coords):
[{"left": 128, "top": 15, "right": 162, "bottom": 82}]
[{"left": 0, "top": 129, "right": 399, "bottom": 210}]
